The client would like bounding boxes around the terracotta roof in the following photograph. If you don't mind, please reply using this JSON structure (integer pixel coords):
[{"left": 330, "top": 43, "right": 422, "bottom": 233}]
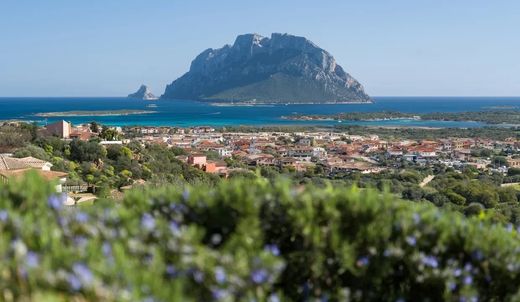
[
  {"left": 0, "top": 169, "right": 67, "bottom": 181},
  {"left": 0, "top": 156, "right": 30, "bottom": 170},
  {"left": 18, "top": 157, "right": 52, "bottom": 169}
]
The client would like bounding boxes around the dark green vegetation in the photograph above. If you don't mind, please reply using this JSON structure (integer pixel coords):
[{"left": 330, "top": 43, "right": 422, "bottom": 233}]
[
  {"left": 221, "top": 125, "right": 520, "bottom": 140},
  {"left": 285, "top": 110, "right": 520, "bottom": 125},
  {"left": 337, "top": 125, "right": 520, "bottom": 140},
  {"left": 2, "top": 174, "right": 520, "bottom": 301}
]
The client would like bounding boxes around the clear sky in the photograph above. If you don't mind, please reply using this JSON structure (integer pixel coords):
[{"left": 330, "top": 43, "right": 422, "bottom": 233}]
[{"left": 0, "top": 0, "right": 519, "bottom": 97}]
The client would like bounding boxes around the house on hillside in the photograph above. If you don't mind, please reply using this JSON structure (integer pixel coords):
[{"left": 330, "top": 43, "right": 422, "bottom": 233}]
[
  {"left": 45, "top": 120, "right": 72, "bottom": 139},
  {"left": 0, "top": 155, "right": 67, "bottom": 193}
]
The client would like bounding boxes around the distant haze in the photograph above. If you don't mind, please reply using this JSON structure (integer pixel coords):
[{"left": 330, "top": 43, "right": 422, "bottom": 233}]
[{"left": 0, "top": 0, "right": 519, "bottom": 97}]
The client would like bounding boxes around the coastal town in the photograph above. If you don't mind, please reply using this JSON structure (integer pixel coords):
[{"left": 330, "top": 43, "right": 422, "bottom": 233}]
[{"left": 2, "top": 120, "right": 519, "bottom": 196}]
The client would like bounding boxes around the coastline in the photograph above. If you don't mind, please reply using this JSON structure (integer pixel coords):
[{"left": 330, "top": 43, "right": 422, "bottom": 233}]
[{"left": 209, "top": 100, "right": 374, "bottom": 107}]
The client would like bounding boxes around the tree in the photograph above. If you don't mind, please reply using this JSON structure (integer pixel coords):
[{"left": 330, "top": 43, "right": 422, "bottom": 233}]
[
  {"left": 90, "top": 122, "right": 100, "bottom": 133},
  {"left": 69, "top": 140, "right": 107, "bottom": 162},
  {"left": 100, "top": 128, "right": 120, "bottom": 141},
  {"left": 492, "top": 156, "right": 509, "bottom": 167}
]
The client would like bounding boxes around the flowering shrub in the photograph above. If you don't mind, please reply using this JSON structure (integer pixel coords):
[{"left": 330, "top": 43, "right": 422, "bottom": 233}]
[{"left": 0, "top": 172, "right": 520, "bottom": 301}]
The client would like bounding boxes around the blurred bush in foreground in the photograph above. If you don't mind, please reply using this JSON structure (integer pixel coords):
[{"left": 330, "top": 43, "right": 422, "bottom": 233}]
[{"left": 0, "top": 172, "right": 519, "bottom": 301}]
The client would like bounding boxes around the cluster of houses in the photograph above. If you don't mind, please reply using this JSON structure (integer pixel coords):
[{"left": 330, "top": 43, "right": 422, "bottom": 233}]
[
  {"left": 123, "top": 128, "right": 520, "bottom": 176},
  {"left": 6, "top": 120, "right": 518, "bottom": 203}
]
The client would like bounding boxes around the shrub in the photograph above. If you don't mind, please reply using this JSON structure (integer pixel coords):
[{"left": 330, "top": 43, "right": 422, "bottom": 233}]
[{"left": 0, "top": 173, "right": 520, "bottom": 301}]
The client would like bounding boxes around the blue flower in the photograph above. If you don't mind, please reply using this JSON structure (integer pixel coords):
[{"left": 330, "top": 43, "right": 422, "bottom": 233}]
[
  {"left": 72, "top": 262, "right": 94, "bottom": 287},
  {"left": 48, "top": 194, "right": 65, "bottom": 210},
  {"left": 182, "top": 189, "right": 190, "bottom": 201},
  {"left": 0, "top": 210, "right": 8, "bottom": 222},
  {"left": 268, "top": 294, "right": 281, "bottom": 302},
  {"left": 454, "top": 268, "right": 462, "bottom": 277},
  {"left": 215, "top": 266, "right": 226, "bottom": 284},
  {"left": 68, "top": 274, "right": 82, "bottom": 291},
  {"left": 75, "top": 211, "right": 89, "bottom": 223},
  {"left": 211, "top": 288, "right": 228, "bottom": 300},
  {"left": 169, "top": 221, "right": 180, "bottom": 235},
  {"left": 265, "top": 244, "right": 280, "bottom": 256},
  {"left": 141, "top": 213, "right": 156, "bottom": 231},
  {"left": 413, "top": 213, "right": 421, "bottom": 224},
  {"left": 405, "top": 236, "right": 417, "bottom": 246},
  {"left": 471, "top": 250, "right": 484, "bottom": 261},
  {"left": 421, "top": 255, "right": 439, "bottom": 268},
  {"left": 251, "top": 269, "right": 269, "bottom": 284},
  {"left": 102, "top": 242, "right": 112, "bottom": 257},
  {"left": 464, "top": 275, "right": 473, "bottom": 285},
  {"left": 25, "top": 251, "right": 40, "bottom": 268},
  {"left": 193, "top": 270, "right": 204, "bottom": 283},
  {"left": 166, "top": 265, "right": 177, "bottom": 278},
  {"left": 357, "top": 256, "right": 370, "bottom": 267},
  {"left": 447, "top": 281, "right": 457, "bottom": 291}
]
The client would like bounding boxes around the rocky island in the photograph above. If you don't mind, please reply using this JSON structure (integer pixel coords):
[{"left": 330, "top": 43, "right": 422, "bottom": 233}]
[
  {"left": 162, "top": 33, "right": 372, "bottom": 104},
  {"left": 128, "top": 85, "right": 158, "bottom": 100}
]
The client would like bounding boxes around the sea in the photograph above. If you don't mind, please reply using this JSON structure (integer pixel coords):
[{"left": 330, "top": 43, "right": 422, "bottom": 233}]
[{"left": 0, "top": 96, "right": 518, "bottom": 128}]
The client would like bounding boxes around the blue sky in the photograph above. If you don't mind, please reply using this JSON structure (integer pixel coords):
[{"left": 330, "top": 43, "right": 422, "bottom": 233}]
[{"left": 0, "top": 0, "right": 519, "bottom": 97}]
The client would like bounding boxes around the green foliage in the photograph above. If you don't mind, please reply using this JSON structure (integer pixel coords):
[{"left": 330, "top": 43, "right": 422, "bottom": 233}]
[
  {"left": 99, "top": 128, "right": 120, "bottom": 141},
  {"left": 69, "top": 140, "right": 106, "bottom": 163},
  {"left": 1, "top": 175, "right": 520, "bottom": 301},
  {"left": 13, "top": 145, "right": 51, "bottom": 161}
]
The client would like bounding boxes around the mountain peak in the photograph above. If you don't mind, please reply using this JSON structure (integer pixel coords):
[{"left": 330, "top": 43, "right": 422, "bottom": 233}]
[
  {"left": 128, "top": 85, "right": 158, "bottom": 100},
  {"left": 162, "top": 33, "right": 371, "bottom": 103}
]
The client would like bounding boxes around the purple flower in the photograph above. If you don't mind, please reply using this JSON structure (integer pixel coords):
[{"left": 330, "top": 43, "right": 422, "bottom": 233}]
[
  {"left": 182, "top": 189, "right": 190, "bottom": 201},
  {"left": 251, "top": 269, "right": 269, "bottom": 284},
  {"left": 102, "top": 242, "right": 112, "bottom": 257},
  {"left": 141, "top": 213, "right": 155, "bottom": 231},
  {"left": 48, "top": 194, "right": 65, "bottom": 210},
  {"left": 453, "top": 268, "right": 462, "bottom": 277},
  {"left": 265, "top": 244, "right": 280, "bottom": 256},
  {"left": 166, "top": 265, "right": 177, "bottom": 278},
  {"left": 75, "top": 211, "right": 89, "bottom": 223},
  {"left": 193, "top": 270, "right": 204, "bottom": 283},
  {"left": 0, "top": 210, "right": 8, "bottom": 222},
  {"left": 471, "top": 250, "right": 484, "bottom": 261},
  {"left": 68, "top": 274, "right": 82, "bottom": 291},
  {"left": 169, "top": 221, "right": 180, "bottom": 235},
  {"left": 72, "top": 262, "right": 94, "bottom": 287},
  {"left": 215, "top": 266, "right": 226, "bottom": 284},
  {"left": 421, "top": 255, "right": 439, "bottom": 268},
  {"left": 357, "top": 256, "right": 370, "bottom": 267},
  {"left": 464, "top": 275, "right": 473, "bottom": 285},
  {"left": 25, "top": 251, "right": 40, "bottom": 268},
  {"left": 268, "top": 294, "right": 281, "bottom": 302},
  {"left": 413, "top": 213, "right": 421, "bottom": 224},
  {"left": 447, "top": 281, "right": 457, "bottom": 291},
  {"left": 211, "top": 288, "right": 228, "bottom": 300},
  {"left": 405, "top": 236, "right": 417, "bottom": 246}
]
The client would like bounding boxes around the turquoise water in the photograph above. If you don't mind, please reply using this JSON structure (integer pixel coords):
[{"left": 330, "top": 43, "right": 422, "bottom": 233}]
[{"left": 0, "top": 96, "right": 518, "bottom": 128}]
